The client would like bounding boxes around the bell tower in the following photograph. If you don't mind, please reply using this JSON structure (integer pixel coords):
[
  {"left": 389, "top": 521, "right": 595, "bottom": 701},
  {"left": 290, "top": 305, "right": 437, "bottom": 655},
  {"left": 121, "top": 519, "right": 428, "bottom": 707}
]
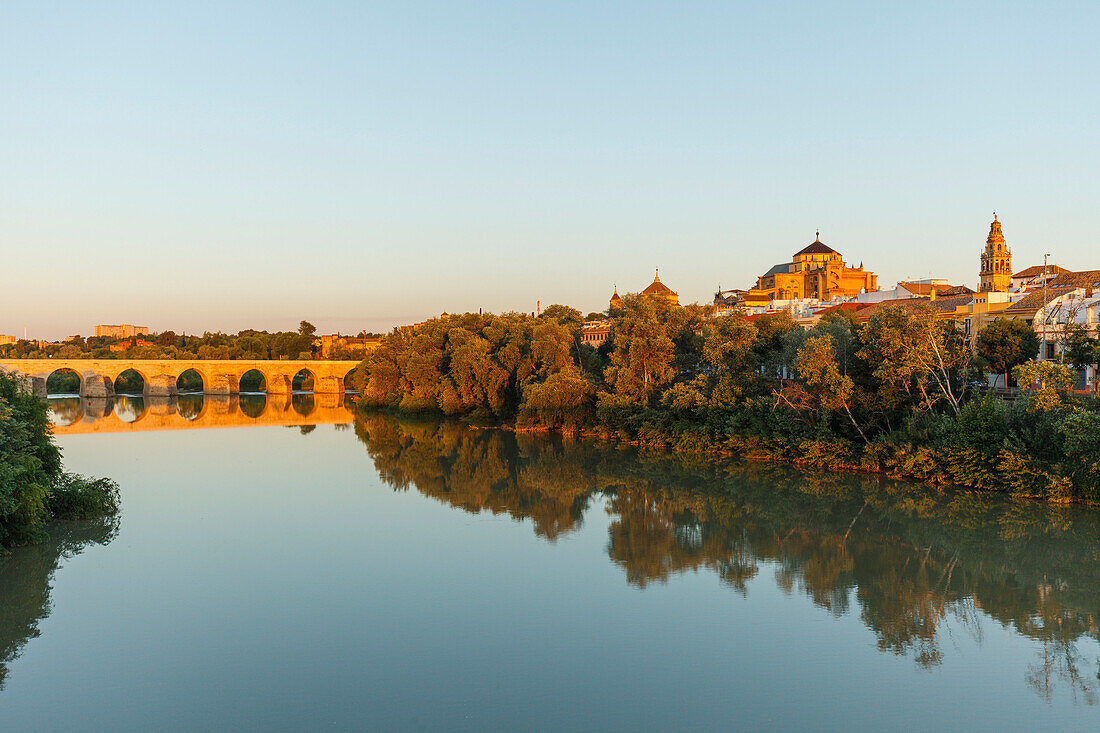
[{"left": 980, "top": 213, "right": 1011, "bottom": 292}]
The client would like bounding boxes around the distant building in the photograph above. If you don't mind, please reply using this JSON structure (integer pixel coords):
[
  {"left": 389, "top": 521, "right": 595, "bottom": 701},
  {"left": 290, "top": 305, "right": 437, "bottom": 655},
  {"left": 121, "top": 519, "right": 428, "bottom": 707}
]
[
  {"left": 1010, "top": 263, "right": 1071, "bottom": 292},
  {"left": 1004, "top": 269, "right": 1100, "bottom": 366},
  {"left": 979, "top": 214, "right": 1012, "bottom": 292},
  {"left": 580, "top": 319, "right": 613, "bottom": 347},
  {"left": 640, "top": 270, "right": 679, "bottom": 305},
  {"left": 854, "top": 280, "right": 973, "bottom": 304},
  {"left": 109, "top": 337, "right": 155, "bottom": 353},
  {"left": 713, "top": 288, "right": 747, "bottom": 315},
  {"left": 95, "top": 324, "right": 149, "bottom": 339},
  {"left": 608, "top": 270, "right": 680, "bottom": 310},
  {"left": 316, "top": 334, "right": 382, "bottom": 359},
  {"left": 0, "top": 335, "right": 16, "bottom": 346}
]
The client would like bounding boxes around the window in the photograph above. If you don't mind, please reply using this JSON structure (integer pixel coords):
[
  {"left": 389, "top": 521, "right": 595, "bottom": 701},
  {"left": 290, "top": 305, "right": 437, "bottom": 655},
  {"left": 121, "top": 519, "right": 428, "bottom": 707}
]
[{"left": 1046, "top": 342, "right": 1056, "bottom": 359}]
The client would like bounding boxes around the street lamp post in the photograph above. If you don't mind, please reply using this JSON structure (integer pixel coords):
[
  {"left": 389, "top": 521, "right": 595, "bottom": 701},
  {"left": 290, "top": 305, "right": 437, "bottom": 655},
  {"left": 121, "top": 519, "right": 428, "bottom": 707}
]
[{"left": 1041, "top": 253, "right": 1050, "bottom": 361}]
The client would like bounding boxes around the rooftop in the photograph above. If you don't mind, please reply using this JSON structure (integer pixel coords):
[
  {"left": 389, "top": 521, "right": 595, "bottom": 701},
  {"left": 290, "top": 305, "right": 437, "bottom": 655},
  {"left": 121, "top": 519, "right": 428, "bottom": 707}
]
[
  {"left": 1012, "top": 264, "right": 1072, "bottom": 279},
  {"left": 641, "top": 270, "right": 677, "bottom": 297},
  {"left": 794, "top": 234, "right": 838, "bottom": 257}
]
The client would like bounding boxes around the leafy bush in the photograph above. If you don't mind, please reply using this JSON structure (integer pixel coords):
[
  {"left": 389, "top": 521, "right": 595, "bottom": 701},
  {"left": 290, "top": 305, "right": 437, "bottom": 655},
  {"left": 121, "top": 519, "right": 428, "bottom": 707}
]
[
  {"left": 0, "top": 371, "right": 119, "bottom": 548},
  {"left": 47, "top": 474, "right": 121, "bottom": 520}
]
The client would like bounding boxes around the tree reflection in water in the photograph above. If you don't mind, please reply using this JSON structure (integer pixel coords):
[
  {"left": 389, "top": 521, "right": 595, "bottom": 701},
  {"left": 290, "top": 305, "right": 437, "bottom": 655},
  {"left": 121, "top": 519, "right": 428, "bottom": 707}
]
[
  {"left": 354, "top": 413, "right": 1100, "bottom": 703},
  {"left": 0, "top": 516, "right": 119, "bottom": 690},
  {"left": 177, "top": 393, "right": 204, "bottom": 421}
]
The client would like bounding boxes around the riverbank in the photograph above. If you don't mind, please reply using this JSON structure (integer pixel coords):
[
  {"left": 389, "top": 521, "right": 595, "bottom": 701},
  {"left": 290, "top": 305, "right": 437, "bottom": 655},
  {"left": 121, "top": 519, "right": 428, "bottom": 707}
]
[
  {"left": 0, "top": 372, "right": 120, "bottom": 549},
  {"left": 357, "top": 397, "right": 1100, "bottom": 506}
]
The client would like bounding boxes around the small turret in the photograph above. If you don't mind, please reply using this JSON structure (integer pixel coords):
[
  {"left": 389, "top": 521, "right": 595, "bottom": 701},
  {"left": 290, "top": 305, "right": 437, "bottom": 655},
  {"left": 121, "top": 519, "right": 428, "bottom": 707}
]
[{"left": 609, "top": 285, "right": 622, "bottom": 310}]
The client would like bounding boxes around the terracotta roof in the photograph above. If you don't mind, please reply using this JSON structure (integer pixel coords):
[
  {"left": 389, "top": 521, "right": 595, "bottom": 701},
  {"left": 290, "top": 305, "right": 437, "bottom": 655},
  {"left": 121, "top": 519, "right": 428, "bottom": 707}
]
[
  {"left": 1049, "top": 269, "right": 1100, "bottom": 289},
  {"left": 1012, "top": 264, "right": 1072, "bottom": 279},
  {"left": 899, "top": 282, "right": 974, "bottom": 297},
  {"left": 794, "top": 235, "right": 838, "bottom": 257},
  {"left": 927, "top": 294, "right": 976, "bottom": 313},
  {"left": 641, "top": 276, "right": 677, "bottom": 297},
  {"left": 1002, "top": 287, "right": 1075, "bottom": 319},
  {"left": 814, "top": 302, "right": 869, "bottom": 316},
  {"left": 854, "top": 295, "right": 973, "bottom": 323}
]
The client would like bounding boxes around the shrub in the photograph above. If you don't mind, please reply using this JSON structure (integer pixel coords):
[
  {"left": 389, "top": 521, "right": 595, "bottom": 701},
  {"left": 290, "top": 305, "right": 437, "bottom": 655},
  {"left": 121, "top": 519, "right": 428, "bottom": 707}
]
[
  {"left": 0, "top": 371, "right": 119, "bottom": 548},
  {"left": 47, "top": 474, "right": 121, "bottom": 520}
]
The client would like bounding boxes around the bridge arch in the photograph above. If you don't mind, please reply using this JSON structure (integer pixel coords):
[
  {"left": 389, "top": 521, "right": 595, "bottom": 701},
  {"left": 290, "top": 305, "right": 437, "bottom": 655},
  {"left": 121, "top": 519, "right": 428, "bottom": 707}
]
[
  {"left": 239, "top": 369, "right": 267, "bottom": 393},
  {"left": 343, "top": 367, "right": 359, "bottom": 393},
  {"left": 45, "top": 368, "right": 82, "bottom": 397},
  {"left": 114, "top": 368, "right": 148, "bottom": 396},
  {"left": 177, "top": 369, "right": 205, "bottom": 393},
  {"left": 292, "top": 368, "right": 316, "bottom": 393}
]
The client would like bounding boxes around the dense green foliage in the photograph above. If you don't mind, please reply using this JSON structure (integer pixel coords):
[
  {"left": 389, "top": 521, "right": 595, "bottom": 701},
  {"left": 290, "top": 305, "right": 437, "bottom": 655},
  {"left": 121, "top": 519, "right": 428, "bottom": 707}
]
[
  {"left": 355, "top": 296, "right": 1100, "bottom": 502},
  {"left": 977, "top": 317, "right": 1040, "bottom": 388},
  {"left": 0, "top": 372, "right": 120, "bottom": 548}
]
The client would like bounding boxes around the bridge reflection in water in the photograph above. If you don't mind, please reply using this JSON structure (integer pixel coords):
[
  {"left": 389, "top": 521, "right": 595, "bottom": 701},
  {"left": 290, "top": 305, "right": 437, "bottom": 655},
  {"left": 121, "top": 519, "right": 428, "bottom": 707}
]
[{"left": 48, "top": 393, "right": 355, "bottom": 434}]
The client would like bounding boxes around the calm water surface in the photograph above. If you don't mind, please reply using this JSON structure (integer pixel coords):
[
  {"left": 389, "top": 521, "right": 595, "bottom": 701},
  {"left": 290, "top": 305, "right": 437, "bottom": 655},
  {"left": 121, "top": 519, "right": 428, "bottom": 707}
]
[{"left": 1, "top": 398, "right": 1099, "bottom": 730}]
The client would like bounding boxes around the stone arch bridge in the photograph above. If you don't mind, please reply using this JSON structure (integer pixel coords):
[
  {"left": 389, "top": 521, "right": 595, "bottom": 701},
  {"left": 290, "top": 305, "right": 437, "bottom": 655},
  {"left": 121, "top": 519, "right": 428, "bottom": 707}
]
[{"left": 0, "top": 359, "right": 361, "bottom": 398}]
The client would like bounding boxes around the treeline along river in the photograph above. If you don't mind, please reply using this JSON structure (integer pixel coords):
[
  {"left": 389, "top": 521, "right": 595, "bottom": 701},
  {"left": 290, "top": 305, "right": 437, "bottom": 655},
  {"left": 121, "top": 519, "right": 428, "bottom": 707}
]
[{"left": 1, "top": 406, "right": 1098, "bottom": 729}]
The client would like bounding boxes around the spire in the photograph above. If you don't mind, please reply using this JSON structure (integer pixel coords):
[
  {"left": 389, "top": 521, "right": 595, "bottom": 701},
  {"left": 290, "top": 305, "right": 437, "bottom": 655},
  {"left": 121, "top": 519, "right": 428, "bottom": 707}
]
[
  {"left": 654, "top": 268, "right": 660, "bottom": 283},
  {"left": 987, "top": 215, "right": 1005, "bottom": 248},
  {"left": 815, "top": 230, "right": 820, "bottom": 242}
]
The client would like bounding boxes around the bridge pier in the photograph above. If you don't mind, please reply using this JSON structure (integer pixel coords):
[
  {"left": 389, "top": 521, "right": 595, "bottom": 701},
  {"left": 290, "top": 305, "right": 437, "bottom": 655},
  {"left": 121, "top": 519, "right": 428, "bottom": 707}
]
[
  {"left": 206, "top": 374, "right": 240, "bottom": 396},
  {"left": 314, "top": 376, "right": 345, "bottom": 395},
  {"left": 81, "top": 373, "right": 115, "bottom": 398},
  {"left": 145, "top": 374, "right": 178, "bottom": 398},
  {"left": 27, "top": 373, "right": 49, "bottom": 398},
  {"left": 265, "top": 374, "right": 292, "bottom": 395}
]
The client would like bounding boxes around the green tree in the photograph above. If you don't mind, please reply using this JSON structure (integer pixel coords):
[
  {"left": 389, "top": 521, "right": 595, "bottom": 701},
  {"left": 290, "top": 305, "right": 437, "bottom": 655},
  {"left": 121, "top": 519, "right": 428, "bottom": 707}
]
[
  {"left": 602, "top": 296, "right": 677, "bottom": 406},
  {"left": 539, "top": 304, "right": 582, "bottom": 329},
  {"left": 0, "top": 372, "right": 118, "bottom": 547},
  {"left": 859, "top": 305, "right": 971, "bottom": 416},
  {"left": 785, "top": 335, "right": 867, "bottom": 442},
  {"left": 1013, "top": 361, "right": 1076, "bottom": 411},
  {"left": 298, "top": 320, "right": 317, "bottom": 338},
  {"left": 701, "top": 314, "right": 758, "bottom": 406},
  {"left": 976, "top": 318, "right": 1039, "bottom": 388},
  {"left": 1063, "top": 322, "right": 1100, "bottom": 395}
]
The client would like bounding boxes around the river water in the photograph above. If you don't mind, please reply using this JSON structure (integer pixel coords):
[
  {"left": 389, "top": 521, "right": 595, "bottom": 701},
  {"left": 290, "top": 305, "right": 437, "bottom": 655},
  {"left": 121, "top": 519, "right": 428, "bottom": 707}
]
[{"left": 1, "top": 397, "right": 1099, "bottom": 730}]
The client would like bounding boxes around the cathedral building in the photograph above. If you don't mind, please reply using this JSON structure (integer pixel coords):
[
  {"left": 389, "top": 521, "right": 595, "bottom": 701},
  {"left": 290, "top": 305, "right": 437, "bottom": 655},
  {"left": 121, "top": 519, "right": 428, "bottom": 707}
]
[
  {"left": 980, "top": 214, "right": 1012, "bottom": 292},
  {"left": 737, "top": 233, "right": 877, "bottom": 306}
]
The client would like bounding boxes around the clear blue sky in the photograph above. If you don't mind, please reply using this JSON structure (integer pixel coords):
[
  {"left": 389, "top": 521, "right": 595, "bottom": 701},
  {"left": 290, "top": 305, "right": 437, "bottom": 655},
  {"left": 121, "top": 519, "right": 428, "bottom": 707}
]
[{"left": 3, "top": 1, "right": 1098, "bottom": 339}]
